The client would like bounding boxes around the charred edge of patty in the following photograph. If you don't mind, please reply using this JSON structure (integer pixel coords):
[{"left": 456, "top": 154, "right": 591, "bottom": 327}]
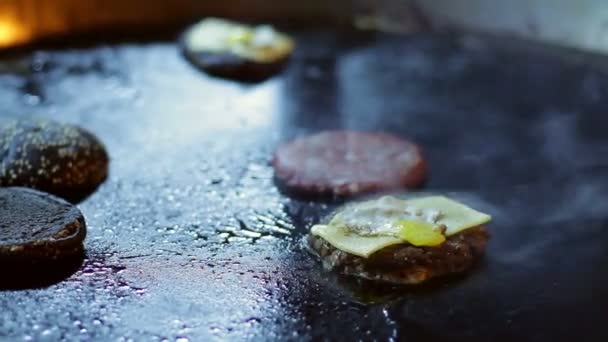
[
  {"left": 307, "top": 226, "right": 489, "bottom": 285},
  {"left": 182, "top": 48, "right": 290, "bottom": 83}
]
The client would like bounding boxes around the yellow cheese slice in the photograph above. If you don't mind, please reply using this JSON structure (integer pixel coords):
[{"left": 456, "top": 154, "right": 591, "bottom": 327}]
[
  {"left": 404, "top": 196, "right": 491, "bottom": 236},
  {"left": 311, "top": 196, "right": 491, "bottom": 258},
  {"left": 311, "top": 224, "right": 403, "bottom": 258}
]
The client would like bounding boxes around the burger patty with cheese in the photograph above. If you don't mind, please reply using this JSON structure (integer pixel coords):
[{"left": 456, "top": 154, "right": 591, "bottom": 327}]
[
  {"left": 181, "top": 18, "right": 295, "bottom": 81},
  {"left": 306, "top": 195, "right": 491, "bottom": 284}
]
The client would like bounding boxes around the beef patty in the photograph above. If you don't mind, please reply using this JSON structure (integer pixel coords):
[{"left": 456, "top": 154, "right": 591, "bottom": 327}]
[
  {"left": 307, "top": 226, "right": 489, "bottom": 284},
  {"left": 273, "top": 131, "right": 427, "bottom": 198}
]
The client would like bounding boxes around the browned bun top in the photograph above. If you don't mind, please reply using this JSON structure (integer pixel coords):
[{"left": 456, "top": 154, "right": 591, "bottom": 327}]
[{"left": 0, "top": 118, "right": 109, "bottom": 203}]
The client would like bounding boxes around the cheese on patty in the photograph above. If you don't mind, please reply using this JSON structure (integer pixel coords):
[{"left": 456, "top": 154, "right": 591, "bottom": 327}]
[
  {"left": 311, "top": 195, "right": 491, "bottom": 258},
  {"left": 185, "top": 18, "right": 294, "bottom": 63},
  {"left": 312, "top": 224, "right": 402, "bottom": 258},
  {"left": 406, "top": 196, "right": 491, "bottom": 236}
]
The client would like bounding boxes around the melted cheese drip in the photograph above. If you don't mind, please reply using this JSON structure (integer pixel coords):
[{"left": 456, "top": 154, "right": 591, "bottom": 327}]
[
  {"left": 185, "top": 18, "right": 294, "bottom": 63},
  {"left": 312, "top": 195, "right": 491, "bottom": 258}
]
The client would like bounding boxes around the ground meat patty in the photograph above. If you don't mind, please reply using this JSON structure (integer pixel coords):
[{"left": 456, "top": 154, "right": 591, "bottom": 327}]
[
  {"left": 0, "top": 187, "right": 86, "bottom": 262},
  {"left": 0, "top": 119, "right": 109, "bottom": 203},
  {"left": 273, "top": 131, "right": 427, "bottom": 198},
  {"left": 307, "top": 226, "right": 489, "bottom": 284}
]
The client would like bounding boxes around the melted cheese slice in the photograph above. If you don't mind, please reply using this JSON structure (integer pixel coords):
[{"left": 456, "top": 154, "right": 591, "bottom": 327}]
[
  {"left": 311, "top": 224, "right": 403, "bottom": 258},
  {"left": 405, "top": 196, "right": 491, "bottom": 236},
  {"left": 311, "top": 195, "right": 491, "bottom": 258},
  {"left": 185, "top": 18, "right": 294, "bottom": 63}
]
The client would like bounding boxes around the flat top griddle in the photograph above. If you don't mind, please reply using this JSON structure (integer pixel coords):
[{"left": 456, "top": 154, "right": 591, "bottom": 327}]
[{"left": 1, "top": 29, "right": 608, "bottom": 341}]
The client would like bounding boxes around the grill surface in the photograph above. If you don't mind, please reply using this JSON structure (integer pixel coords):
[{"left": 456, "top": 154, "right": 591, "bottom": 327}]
[{"left": 1, "top": 29, "right": 608, "bottom": 341}]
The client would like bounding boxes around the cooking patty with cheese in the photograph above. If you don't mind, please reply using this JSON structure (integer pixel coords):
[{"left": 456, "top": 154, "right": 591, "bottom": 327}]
[
  {"left": 181, "top": 18, "right": 294, "bottom": 81},
  {"left": 306, "top": 195, "right": 491, "bottom": 284}
]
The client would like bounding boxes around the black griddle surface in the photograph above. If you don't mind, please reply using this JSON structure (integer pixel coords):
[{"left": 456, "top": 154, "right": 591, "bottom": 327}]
[{"left": 1, "top": 30, "right": 608, "bottom": 341}]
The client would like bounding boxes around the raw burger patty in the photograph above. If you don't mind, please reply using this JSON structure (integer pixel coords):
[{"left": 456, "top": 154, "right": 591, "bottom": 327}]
[
  {"left": 0, "top": 187, "right": 86, "bottom": 263},
  {"left": 273, "top": 131, "right": 427, "bottom": 197},
  {"left": 307, "top": 226, "right": 489, "bottom": 285},
  {"left": 0, "top": 119, "right": 109, "bottom": 203}
]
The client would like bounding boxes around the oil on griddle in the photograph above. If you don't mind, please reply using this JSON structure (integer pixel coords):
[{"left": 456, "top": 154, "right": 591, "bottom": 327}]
[{"left": 1, "top": 29, "right": 608, "bottom": 341}]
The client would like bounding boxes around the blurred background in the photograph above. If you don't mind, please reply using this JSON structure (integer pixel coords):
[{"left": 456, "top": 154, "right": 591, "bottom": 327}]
[{"left": 1, "top": 0, "right": 608, "bottom": 53}]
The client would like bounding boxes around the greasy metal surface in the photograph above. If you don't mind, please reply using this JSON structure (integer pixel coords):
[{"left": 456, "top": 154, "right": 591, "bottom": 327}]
[{"left": 1, "top": 30, "right": 608, "bottom": 341}]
